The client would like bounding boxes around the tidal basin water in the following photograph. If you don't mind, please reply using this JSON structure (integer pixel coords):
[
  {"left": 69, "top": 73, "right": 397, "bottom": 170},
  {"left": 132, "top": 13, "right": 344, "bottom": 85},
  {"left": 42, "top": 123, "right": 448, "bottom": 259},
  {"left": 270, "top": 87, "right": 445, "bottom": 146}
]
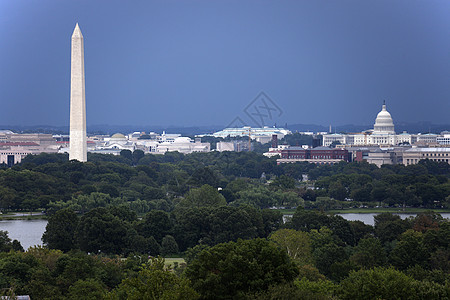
[
  {"left": 1, "top": 213, "right": 450, "bottom": 250},
  {"left": 0, "top": 219, "right": 48, "bottom": 250}
]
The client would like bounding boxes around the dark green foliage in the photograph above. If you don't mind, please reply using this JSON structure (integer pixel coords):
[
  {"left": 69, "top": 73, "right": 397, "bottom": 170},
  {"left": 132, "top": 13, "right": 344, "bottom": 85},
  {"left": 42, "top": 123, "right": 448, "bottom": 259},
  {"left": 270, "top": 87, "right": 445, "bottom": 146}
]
[
  {"left": 76, "top": 207, "right": 136, "bottom": 254},
  {"left": 177, "top": 184, "right": 227, "bottom": 209},
  {"left": 350, "top": 237, "right": 387, "bottom": 268},
  {"left": 147, "top": 236, "right": 162, "bottom": 256},
  {"left": 348, "top": 220, "right": 374, "bottom": 243},
  {"left": 374, "top": 212, "right": 411, "bottom": 243},
  {"left": 0, "top": 231, "right": 23, "bottom": 252},
  {"left": 1, "top": 151, "right": 447, "bottom": 214},
  {"left": 289, "top": 208, "right": 356, "bottom": 245},
  {"left": 186, "top": 238, "right": 299, "bottom": 299},
  {"left": 109, "top": 205, "right": 138, "bottom": 222},
  {"left": 187, "top": 167, "right": 219, "bottom": 187},
  {"left": 261, "top": 209, "right": 283, "bottom": 237},
  {"left": 161, "top": 235, "right": 179, "bottom": 256},
  {"left": 136, "top": 210, "right": 173, "bottom": 243},
  {"left": 389, "top": 229, "right": 429, "bottom": 270},
  {"left": 338, "top": 267, "right": 417, "bottom": 300},
  {"left": 0, "top": 247, "right": 143, "bottom": 298},
  {"left": 0, "top": 151, "right": 449, "bottom": 297},
  {"left": 108, "top": 257, "right": 199, "bottom": 299},
  {"left": 270, "top": 175, "right": 296, "bottom": 190},
  {"left": 66, "top": 278, "right": 107, "bottom": 300},
  {"left": 184, "top": 244, "right": 210, "bottom": 264},
  {"left": 173, "top": 206, "right": 268, "bottom": 251},
  {"left": 119, "top": 149, "right": 133, "bottom": 161},
  {"left": 42, "top": 208, "right": 79, "bottom": 252}
]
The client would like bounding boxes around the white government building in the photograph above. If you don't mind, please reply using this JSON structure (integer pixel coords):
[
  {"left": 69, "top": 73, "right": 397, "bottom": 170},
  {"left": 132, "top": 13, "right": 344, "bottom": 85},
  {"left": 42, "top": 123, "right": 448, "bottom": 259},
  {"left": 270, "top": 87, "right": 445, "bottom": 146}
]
[
  {"left": 83, "top": 132, "right": 210, "bottom": 155},
  {"left": 323, "top": 103, "right": 436, "bottom": 147},
  {"left": 210, "top": 126, "right": 291, "bottom": 143}
]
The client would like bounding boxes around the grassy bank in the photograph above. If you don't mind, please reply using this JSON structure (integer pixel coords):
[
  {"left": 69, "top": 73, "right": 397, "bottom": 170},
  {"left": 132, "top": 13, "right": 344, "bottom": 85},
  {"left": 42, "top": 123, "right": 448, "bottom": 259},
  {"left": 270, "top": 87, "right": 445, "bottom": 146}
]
[
  {"left": 0, "top": 212, "right": 47, "bottom": 220},
  {"left": 164, "top": 257, "right": 186, "bottom": 268}
]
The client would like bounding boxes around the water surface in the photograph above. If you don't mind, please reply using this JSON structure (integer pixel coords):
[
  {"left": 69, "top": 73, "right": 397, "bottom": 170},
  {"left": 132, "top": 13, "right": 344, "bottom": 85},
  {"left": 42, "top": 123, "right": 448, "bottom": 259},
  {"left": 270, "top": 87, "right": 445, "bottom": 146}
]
[{"left": 0, "top": 219, "right": 48, "bottom": 250}]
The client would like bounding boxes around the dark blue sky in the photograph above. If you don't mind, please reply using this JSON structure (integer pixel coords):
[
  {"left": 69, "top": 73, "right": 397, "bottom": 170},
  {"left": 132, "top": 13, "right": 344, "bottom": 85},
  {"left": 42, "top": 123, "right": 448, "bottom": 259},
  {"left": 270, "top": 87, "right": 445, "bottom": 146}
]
[{"left": 1, "top": 0, "right": 449, "bottom": 128}]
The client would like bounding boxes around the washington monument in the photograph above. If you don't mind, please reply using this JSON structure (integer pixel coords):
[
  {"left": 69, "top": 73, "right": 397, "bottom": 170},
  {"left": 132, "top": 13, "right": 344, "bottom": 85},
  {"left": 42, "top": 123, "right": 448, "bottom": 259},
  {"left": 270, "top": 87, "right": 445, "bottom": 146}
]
[{"left": 69, "top": 23, "right": 87, "bottom": 162}]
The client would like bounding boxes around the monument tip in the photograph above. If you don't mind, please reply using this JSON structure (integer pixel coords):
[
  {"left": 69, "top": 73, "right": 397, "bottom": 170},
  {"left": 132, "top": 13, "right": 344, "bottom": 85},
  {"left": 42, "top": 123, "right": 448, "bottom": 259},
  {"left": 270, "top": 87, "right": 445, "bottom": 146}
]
[{"left": 72, "top": 23, "right": 83, "bottom": 38}]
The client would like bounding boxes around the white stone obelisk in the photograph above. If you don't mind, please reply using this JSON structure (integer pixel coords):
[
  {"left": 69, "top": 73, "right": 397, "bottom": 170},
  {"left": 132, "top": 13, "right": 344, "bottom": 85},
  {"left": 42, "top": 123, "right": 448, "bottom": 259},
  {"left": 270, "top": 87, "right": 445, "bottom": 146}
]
[{"left": 69, "top": 23, "right": 87, "bottom": 162}]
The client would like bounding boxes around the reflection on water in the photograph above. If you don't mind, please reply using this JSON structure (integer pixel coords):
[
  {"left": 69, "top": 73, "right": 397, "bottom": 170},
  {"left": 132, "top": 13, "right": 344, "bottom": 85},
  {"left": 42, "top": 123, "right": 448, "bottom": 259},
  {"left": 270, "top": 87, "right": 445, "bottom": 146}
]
[{"left": 0, "top": 219, "right": 48, "bottom": 250}]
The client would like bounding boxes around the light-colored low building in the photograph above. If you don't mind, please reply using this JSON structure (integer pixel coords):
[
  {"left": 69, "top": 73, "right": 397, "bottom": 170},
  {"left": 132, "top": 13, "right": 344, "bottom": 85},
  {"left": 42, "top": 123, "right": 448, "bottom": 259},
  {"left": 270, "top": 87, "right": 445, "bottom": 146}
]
[
  {"left": 156, "top": 137, "right": 210, "bottom": 154},
  {"left": 263, "top": 145, "right": 290, "bottom": 157},
  {"left": 437, "top": 132, "right": 450, "bottom": 145},
  {"left": 216, "top": 141, "right": 250, "bottom": 152},
  {"left": 365, "top": 148, "right": 402, "bottom": 167},
  {"left": 403, "top": 147, "right": 450, "bottom": 165},
  {"left": 87, "top": 132, "right": 211, "bottom": 155},
  {"left": 416, "top": 133, "right": 438, "bottom": 145},
  {"left": 216, "top": 142, "right": 235, "bottom": 152},
  {"left": 211, "top": 126, "right": 291, "bottom": 143},
  {"left": 0, "top": 133, "right": 59, "bottom": 165}
]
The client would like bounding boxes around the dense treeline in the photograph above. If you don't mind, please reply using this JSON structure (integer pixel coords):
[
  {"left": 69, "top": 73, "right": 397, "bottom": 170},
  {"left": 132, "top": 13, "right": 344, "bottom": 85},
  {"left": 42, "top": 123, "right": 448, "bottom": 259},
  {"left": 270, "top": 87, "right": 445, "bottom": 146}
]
[
  {"left": 42, "top": 204, "right": 282, "bottom": 254},
  {"left": 1, "top": 210, "right": 449, "bottom": 299},
  {"left": 0, "top": 151, "right": 449, "bottom": 298},
  {"left": 0, "top": 152, "right": 448, "bottom": 212}
]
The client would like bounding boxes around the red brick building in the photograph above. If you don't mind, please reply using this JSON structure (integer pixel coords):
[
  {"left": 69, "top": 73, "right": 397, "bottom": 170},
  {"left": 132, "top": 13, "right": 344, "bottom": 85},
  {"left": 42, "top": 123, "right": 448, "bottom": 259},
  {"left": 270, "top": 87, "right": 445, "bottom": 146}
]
[{"left": 277, "top": 146, "right": 350, "bottom": 164}]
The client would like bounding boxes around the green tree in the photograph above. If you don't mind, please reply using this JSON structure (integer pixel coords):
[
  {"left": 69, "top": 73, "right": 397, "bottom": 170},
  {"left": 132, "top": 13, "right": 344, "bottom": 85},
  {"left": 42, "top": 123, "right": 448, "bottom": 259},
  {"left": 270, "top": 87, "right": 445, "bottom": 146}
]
[
  {"left": 374, "top": 212, "right": 410, "bottom": 243},
  {"left": 107, "top": 257, "right": 198, "bottom": 300},
  {"left": 289, "top": 208, "right": 355, "bottom": 246},
  {"left": 119, "top": 149, "right": 133, "bottom": 162},
  {"left": 261, "top": 209, "right": 283, "bottom": 237},
  {"left": 338, "top": 267, "right": 417, "bottom": 300},
  {"left": 67, "top": 278, "right": 107, "bottom": 300},
  {"left": 178, "top": 184, "right": 226, "bottom": 208},
  {"left": 0, "top": 231, "right": 22, "bottom": 252},
  {"left": 161, "top": 235, "right": 179, "bottom": 256},
  {"left": 186, "top": 238, "right": 299, "bottom": 299},
  {"left": 328, "top": 181, "right": 347, "bottom": 201},
  {"left": 389, "top": 229, "right": 428, "bottom": 270},
  {"left": 270, "top": 175, "right": 296, "bottom": 190},
  {"left": 187, "top": 167, "right": 219, "bottom": 188},
  {"left": 350, "top": 237, "right": 386, "bottom": 268},
  {"left": 206, "top": 206, "right": 261, "bottom": 245},
  {"left": 42, "top": 208, "right": 79, "bottom": 252},
  {"left": 270, "top": 229, "right": 313, "bottom": 265},
  {"left": 136, "top": 210, "right": 173, "bottom": 243},
  {"left": 75, "top": 207, "right": 135, "bottom": 254},
  {"left": 172, "top": 207, "right": 211, "bottom": 251},
  {"left": 132, "top": 150, "right": 145, "bottom": 165}
]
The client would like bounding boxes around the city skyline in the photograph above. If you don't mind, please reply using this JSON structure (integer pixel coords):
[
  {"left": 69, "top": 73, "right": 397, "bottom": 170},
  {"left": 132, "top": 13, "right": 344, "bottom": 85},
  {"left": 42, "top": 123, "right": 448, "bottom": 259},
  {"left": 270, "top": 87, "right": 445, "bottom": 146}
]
[{"left": 1, "top": 0, "right": 449, "bottom": 127}]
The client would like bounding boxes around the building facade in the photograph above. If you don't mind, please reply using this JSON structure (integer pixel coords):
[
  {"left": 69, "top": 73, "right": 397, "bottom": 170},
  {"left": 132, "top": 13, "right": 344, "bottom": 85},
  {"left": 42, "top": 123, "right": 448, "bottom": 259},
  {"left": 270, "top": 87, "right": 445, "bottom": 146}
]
[
  {"left": 276, "top": 146, "right": 350, "bottom": 164},
  {"left": 321, "top": 103, "right": 439, "bottom": 147},
  {"left": 403, "top": 148, "right": 450, "bottom": 165}
]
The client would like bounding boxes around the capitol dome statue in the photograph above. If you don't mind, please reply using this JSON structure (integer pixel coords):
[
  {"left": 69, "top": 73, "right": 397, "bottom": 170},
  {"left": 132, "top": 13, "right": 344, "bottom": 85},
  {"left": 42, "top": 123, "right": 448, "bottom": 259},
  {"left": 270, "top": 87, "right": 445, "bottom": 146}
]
[{"left": 373, "top": 101, "right": 395, "bottom": 134}]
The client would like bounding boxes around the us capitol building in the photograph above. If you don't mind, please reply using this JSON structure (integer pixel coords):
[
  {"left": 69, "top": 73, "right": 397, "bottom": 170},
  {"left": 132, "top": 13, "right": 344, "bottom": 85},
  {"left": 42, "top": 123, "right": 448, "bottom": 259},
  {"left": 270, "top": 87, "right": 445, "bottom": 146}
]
[
  {"left": 324, "top": 102, "right": 426, "bottom": 147},
  {"left": 321, "top": 103, "right": 450, "bottom": 166}
]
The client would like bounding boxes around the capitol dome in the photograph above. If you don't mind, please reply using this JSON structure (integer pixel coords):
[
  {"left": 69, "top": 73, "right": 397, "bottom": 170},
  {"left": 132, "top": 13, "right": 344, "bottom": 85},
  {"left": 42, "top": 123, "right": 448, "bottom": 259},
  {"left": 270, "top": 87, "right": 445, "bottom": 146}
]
[{"left": 373, "top": 102, "right": 395, "bottom": 134}]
